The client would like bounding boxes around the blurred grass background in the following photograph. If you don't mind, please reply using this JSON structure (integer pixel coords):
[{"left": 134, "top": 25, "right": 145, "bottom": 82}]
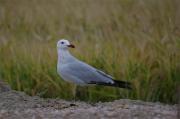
[{"left": 0, "top": 0, "right": 179, "bottom": 104}]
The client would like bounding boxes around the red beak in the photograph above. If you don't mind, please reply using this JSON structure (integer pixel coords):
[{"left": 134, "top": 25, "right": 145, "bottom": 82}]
[{"left": 68, "top": 44, "right": 75, "bottom": 48}]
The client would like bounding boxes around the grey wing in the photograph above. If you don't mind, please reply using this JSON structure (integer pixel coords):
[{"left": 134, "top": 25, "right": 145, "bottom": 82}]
[
  {"left": 63, "top": 61, "right": 114, "bottom": 84},
  {"left": 96, "top": 70, "right": 114, "bottom": 79}
]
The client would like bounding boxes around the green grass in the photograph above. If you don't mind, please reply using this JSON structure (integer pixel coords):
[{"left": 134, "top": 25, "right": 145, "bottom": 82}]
[{"left": 0, "top": 0, "right": 179, "bottom": 104}]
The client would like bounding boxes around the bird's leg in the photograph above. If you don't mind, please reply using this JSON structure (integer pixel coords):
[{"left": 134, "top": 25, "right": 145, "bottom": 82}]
[
  {"left": 73, "top": 85, "right": 83, "bottom": 101},
  {"left": 76, "top": 86, "right": 89, "bottom": 101},
  {"left": 72, "top": 85, "right": 90, "bottom": 102},
  {"left": 72, "top": 85, "right": 77, "bottom": 101}
]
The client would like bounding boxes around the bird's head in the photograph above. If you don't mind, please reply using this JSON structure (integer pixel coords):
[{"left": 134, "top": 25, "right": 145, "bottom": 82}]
[{"left": 57, "top": 39, "right": 75, "bottom": 49}]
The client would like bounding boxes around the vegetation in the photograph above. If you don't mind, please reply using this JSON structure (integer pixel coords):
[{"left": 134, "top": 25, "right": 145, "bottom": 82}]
[{"left": 0, "top": 0, "right": 179, "bottom": 104}]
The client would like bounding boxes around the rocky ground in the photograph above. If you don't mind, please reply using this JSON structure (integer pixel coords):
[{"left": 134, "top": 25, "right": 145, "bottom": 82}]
[{"left": 0, "top": 80, "right": 178, "bottom": 119}]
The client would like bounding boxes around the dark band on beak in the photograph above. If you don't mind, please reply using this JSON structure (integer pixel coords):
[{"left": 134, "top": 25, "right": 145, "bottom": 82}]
[{"left": 68, "top": 44, "right": 75, "bottom": 48}]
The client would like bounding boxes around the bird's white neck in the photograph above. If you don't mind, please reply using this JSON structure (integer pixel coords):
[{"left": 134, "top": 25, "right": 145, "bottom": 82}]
[{"left": 57, "top": 48, "right": 75, "bottom": 65}]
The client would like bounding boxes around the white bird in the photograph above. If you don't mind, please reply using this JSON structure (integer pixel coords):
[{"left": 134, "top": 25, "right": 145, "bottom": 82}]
[{"left": 57, "top": 39, "right": 131, "bottom": 89}]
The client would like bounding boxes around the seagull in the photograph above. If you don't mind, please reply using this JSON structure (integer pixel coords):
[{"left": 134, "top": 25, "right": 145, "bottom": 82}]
[{"left": 57, "top": 39, "right": 131, "bottom": 89}]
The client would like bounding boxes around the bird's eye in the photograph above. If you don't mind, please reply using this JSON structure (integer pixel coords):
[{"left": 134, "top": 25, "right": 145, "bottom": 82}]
[{"left": 61, "top": 42, "right": 64, "bottom": 44}]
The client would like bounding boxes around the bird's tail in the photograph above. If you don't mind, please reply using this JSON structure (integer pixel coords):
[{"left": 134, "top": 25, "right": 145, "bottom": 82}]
[{"left": 94, "top": 80, "right": 132, "bottom": 89}]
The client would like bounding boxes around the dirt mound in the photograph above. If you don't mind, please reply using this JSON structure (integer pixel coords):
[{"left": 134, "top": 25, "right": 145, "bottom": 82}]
[{"left": 0, "top": 90, "right": 178, "bottom": 119}]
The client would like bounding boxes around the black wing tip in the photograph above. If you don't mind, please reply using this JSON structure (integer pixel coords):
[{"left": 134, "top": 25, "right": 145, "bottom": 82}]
[
  {"left": 113, "top": 80, "right": 132, "bottom": 90},
  {"left": 88, "top": 80, "right": 132, "bottom": 90}
]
